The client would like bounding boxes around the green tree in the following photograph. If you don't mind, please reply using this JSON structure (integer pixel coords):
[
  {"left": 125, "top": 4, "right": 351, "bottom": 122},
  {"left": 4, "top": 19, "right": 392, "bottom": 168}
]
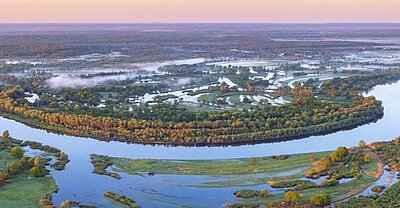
[
  {"left": 10, "top": 146, "right": 24, "bottom": 158},
  {"left": 285, "top": 191, "right": 301, "bottom": 204},
  {"left": 330, "top": 147, "right": 349, "bottom": 162},
  {"left": 358, "top": 140, "right": 366, "bottom": 148},
  {"left": 320, "top": 156, "right": 332, "bottom": 168},
  {"left": 7, "top": 161, "right": 22, "bottom": 175},
  {"left": 354, "top": 172, "right": 362, "bottom": 180},
  {"left": 364, "top": 154, "right": 371, "bottom": 163},
  {"left": 29, "top": 166, "right": 46, "bottom": 177}
]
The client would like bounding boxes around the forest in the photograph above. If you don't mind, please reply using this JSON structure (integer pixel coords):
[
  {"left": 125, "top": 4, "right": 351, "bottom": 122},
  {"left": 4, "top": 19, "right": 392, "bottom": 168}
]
[{"left": 0, "top": 86, "right": 383, "bottom": 145}]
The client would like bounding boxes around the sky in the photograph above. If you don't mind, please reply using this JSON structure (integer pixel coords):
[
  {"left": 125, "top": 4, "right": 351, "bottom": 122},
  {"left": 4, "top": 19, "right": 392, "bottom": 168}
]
[{"left": 0, "top": 0, "right": 399, "bottom": 23}]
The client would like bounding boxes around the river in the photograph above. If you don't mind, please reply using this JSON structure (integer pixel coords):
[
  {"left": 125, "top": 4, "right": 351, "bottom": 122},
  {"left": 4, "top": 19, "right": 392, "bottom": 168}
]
[{"left": 0, "top": 81, "right": 399, "bottom": 207}]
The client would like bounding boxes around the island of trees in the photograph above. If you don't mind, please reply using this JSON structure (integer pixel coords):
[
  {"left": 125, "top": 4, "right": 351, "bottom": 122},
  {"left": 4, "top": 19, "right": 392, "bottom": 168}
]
[{"left": 0, "top": 70, "right": 398, "bottom": 145}]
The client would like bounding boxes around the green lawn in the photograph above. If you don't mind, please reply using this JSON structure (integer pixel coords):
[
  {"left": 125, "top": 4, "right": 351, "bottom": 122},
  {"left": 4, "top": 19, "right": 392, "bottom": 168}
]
[{"left": 0, "top": 174, "right": 57, "bottom": 208}]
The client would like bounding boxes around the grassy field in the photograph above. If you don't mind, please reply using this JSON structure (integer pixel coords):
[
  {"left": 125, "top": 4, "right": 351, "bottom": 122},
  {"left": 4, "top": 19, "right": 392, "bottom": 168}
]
[
  {"left": 91, "top": 152, "right": 331, "bottom": 189},
  {"left": 0, "top": 137, "right": 58, "bottom": 208},
  {"left": 96, "top": 148, "right": 381, "bottom": 206},
  {"left": 109, "top": 152, "right": 330, "bottom": 177},
  {"left": 0, "top": 174, "right": 57, "bottom": 208}
]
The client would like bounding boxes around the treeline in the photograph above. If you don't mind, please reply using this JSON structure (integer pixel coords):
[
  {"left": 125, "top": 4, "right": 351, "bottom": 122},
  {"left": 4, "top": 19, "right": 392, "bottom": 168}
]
[
  {"left": 0, "top": 85, "right": 383, "bottom": 145},
  {"left": 277, "top": 69, "right": 400, "bottom": 98},
  {"left": 320, "top": 70, "right": 400, "bottom": 97}
]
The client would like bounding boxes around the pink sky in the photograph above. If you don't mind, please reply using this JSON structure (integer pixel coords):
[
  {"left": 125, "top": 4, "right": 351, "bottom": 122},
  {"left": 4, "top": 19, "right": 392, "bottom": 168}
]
[{"left": 0, "top": 0, "right": 399, "bottom": 23}]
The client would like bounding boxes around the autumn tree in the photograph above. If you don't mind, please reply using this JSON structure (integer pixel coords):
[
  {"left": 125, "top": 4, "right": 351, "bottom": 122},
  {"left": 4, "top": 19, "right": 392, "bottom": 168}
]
[
  {"left": 364, "top": 154, "right": 371, "bottom": 163},
  {"left": 29, "top": 166, "right": 46, "bottom": 177},
  {"left": 34, "top": 156, "right": 42, "bottom": 167},
  {"left": 2, "top": 130, "right": 9, "bottom": 138},
  {"left": 59, "top": 152, "right": 68, "bottom": 161},
  {"left": 320, "top": 156, "right": 332, "bottom": 168},
  {"left": 330, "top": 147, "right": 349, "bottom": 162},
  {"left": 219, "top": 82, "right": 229, "bottom": 92},
  {"left": 309, "top": 194, "right": 331, "bottom": 206},
  {"left": 0, "top": 171, "right": 6, "bottom": 186}
]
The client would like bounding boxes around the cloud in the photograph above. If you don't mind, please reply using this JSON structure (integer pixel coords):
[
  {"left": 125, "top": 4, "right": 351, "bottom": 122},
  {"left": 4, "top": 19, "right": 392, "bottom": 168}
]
[
  {"left": 46, "top": 74, "right": 139, "bottom": 88},
  {"left": 174, "top": 78, "right": 192, "bottom": 86}
]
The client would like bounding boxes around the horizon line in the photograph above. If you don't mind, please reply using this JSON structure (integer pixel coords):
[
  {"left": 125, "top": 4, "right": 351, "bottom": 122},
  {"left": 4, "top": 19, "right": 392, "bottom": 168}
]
[{"left": 1, "top": 22, "right": 400, "bottom": 25}]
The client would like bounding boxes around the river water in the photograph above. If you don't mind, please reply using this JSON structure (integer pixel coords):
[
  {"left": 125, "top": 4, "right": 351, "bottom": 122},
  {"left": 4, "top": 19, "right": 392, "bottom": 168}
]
[{"left": 0, "top": 81, "right": 399, "bottom": 207}]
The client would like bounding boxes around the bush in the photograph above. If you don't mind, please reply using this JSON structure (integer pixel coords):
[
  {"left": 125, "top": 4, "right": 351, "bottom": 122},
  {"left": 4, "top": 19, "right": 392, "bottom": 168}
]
[
  {"left": 34, "top": 156, "right": 42, "bottom": 167},
  {"left": 19, "top": 156, "right": 34, "bottom": 169},
  {"left": 29, "top": 166, "right": 48, "bottom": 177},
  {"left": 2, "top": 130, "right": 10, "bottom": 138},
  {"left": 371, "top": 185, "right": 385, "bottom": 193},
  {"left": 368, "top": 194, "right": 379, "bottom": 200},
  {"left": 320, "top": 156, "right": 332, "bottom": 168},
  {"left": 59, "top": 152, "right": 68, "bottom": 161},
  {"left": 10, "top": 146, "right": 24, "bottom": 158},
  {"left": 233, "top": 190, "right": 270, "bottom": 198},
  {"left": 272, "top": 155, "right": 289, "bottom": 160},
  {"left": 285, "top": 191, "right": 301, "bottom": 204},
  {"left": 270, "top": 180, "right": 317, "bottom": 190},
  {"left": 0, "top": 171, "right": 6, "bottom": 186},
  {"left": 330, "top": 147, "right": 349, "bottom": 162},
  {"left": 225, "top": 203, "right": 259, "bottom": 208},
  {"left": 7, "top": 161, "right": 22, "bottom": 175},
  {"left": 320, "top": 179, "right": 339, "bottom": 187},
  {"left": 363, "top": 154, "right": 371, "bottom": 163},
  {"left": 309, "top": 194, "right": 331, "bottom": 206},
  {"left": 354, "top": 172, "right": 362, "bottom": 180}
]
